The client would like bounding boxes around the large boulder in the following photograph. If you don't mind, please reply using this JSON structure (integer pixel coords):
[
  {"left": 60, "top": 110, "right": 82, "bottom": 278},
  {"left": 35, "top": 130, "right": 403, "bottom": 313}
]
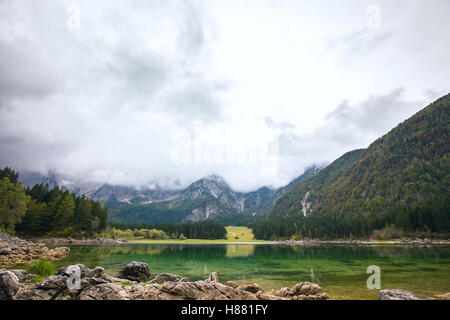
[
  {"left": 291, "top": 282, "right": 323, "bottom": 296},
  {"left": 5, "top": 264, "right": 331, "bottom": 301},
  {"left": 88, "top": 267, "right": 105, "bottom": 278},
  {"left": 14, "top": 276, "right": 69, "bottom": 300},
  {"left": 0, "top": 270, "right": 20, "bottom": 300},
  {"left": 266, "top": 282, "right": 329, "bottom": 300},
  {"left": 378, "top": 289, "right": 422, "bottom": 300},
  {"left": 158, "top": 280, "right": 258, "bottom": 300},
  {"left": 116, "top": 261, "right": 150, "bottom": 283},
  {"left": 36, "top": 275, "right": 68, "bottom": 291}
]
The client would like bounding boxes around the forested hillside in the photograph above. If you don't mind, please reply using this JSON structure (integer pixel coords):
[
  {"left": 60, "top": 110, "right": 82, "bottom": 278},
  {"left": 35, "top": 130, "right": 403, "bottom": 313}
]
[
  {"left": 257, "top": 94, "right": 450, "bottom": 239},
  {"left": 0, "top": 168, "right": 108, "bottom": 237}
]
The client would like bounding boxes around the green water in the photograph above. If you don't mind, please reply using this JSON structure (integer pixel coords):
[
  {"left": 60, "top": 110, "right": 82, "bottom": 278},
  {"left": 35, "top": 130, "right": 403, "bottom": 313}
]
[{"left": 45, "top": 244, "right": 450, "bottom": 299}]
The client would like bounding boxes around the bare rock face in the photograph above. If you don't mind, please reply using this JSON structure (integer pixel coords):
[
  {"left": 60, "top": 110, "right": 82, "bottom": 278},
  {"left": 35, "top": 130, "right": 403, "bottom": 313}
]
[
  {"left": 0, "top": 270, "right": 20, "bottom": 300},
  {"left": 116, "top": 261, "right": 151, "bottom": 283},
  {"left": 37, "top": 275, "right": 68, "bottom": 291},
  {"left": 378, "top": 289, "right": 422, "bottom": 300}
]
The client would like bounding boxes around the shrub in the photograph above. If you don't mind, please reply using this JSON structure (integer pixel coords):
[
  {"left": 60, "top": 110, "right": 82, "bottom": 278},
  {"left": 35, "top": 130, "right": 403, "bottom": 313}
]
[{"left": 371, "top": 225, "right": 404, "bottom": 240}]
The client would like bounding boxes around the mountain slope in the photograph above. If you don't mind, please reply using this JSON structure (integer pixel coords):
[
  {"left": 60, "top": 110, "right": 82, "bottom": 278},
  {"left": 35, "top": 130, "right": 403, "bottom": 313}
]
[
  {"left": 106, "top": 166, "right": 322, "bottom": 224},
  {"left": 270, "top": 93, "right": 450, "bottom": 219}
]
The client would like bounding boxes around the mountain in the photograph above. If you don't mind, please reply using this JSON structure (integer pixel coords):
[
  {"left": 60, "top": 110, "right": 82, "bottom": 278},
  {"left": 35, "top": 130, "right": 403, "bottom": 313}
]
[
  {"left": 19, "top": 170, "right": 59, "bottom": 189},
  {"left": 15, "top": 165, "right": 323, "bottom": 224},
  {"left": 105, "top": 166, "right": 322, "bottom": 224},
  {"left": 91, "top": 184, "right": 179, "bottom": 204},
  {"left": 236, "top": 166, "right": 321, "bottom": 215},
  {"left": 269, "top": 93, "right": 450, "bottom": 219}
]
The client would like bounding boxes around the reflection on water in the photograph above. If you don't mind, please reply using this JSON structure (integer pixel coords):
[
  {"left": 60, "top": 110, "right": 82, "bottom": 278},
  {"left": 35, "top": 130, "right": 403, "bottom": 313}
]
[
  {"left": 226, "top": 245, "right": 254, "bottom": 258},
  {"left": 41, "top": 244, "right": 450, "bottom": 300}
]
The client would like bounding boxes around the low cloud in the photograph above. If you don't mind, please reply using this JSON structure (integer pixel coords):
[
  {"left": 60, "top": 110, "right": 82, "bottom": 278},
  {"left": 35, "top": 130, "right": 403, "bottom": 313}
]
[{"left": 0, "top": 0, "right": 448, "bottom": 192}]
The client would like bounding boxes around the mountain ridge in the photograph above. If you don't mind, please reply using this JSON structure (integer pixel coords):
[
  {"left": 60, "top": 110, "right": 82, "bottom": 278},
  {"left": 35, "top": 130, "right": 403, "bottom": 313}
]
[
  {"left": 18, "top": 165, "right": 323, "bottom": 224},
  {"left": 269, "top": 93, "right": 450, "bottom": 220}
]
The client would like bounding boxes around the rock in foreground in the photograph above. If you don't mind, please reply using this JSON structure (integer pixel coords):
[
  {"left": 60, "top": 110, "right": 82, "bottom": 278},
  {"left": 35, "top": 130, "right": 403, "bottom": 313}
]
[
  {"left": 2, "top": 261, "right": 330, "bottom": 300},
  {"left": 378, "top": 289, "right": 423, "bottom": 300}
]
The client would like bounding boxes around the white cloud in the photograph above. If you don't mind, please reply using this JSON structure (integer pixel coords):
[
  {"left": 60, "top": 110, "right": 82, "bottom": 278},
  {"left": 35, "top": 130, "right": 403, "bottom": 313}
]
[{"left": 0, "top": 0, "right": 448, "bottom": 192}]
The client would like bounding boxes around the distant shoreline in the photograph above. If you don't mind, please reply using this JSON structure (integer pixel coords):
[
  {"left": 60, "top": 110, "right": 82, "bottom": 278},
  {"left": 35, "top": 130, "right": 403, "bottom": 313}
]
[
  {"left": 24, "top": 237, "right": 450, "bottom": 246},
  {"left": 127, "top": 239, "right": 450, "bottom": 245}
]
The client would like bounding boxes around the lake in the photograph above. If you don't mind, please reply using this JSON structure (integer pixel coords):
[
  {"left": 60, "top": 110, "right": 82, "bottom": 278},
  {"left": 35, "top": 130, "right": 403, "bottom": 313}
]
[{"left": 47, "top": 243, "right": 450, "bottom": 300}]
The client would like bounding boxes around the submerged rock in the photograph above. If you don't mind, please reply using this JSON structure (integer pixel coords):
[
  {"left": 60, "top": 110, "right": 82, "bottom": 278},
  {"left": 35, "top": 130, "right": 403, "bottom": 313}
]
[{"left": 378, "top": 289, "right": 422, "bottom": 300}]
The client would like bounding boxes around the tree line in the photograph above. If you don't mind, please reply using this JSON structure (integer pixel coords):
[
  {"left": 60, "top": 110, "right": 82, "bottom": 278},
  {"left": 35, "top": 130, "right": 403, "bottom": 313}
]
[
  {"left": 109, "top": 221, "right": 227, "bottom": 240},
  {"left": 252, "top": 196, "right": 450, "bottom": 240},
  {"left": 0, "top": 167, "right": 108, "bottom": 237}
]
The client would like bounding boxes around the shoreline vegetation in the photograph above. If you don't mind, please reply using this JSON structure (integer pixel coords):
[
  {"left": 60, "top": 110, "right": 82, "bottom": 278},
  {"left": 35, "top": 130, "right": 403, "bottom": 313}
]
[{"left": 16, "top": 226, "right": 450, "bottom": 245}]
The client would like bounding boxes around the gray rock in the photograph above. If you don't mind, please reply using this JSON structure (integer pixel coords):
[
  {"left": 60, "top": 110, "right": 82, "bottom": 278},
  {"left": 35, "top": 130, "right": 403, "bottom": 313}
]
[
  {"left": 116, "top": 261, "right": 150, "bottom": 282},
  {"left": 89, "top": 267, "right": 105, "bottom": 278},
  {"left": 0, "top": 270, "right": 20, "bottom": 300},
  {"left": 14, "top": 286, "right": 61, "bottom": 300},
  {"left": 149, "top": 273, "right": 188, "bottom": 284},
  {"left": 207, "top": 272, "right": 219, "bottom": 282},
  {"left": 378, "top": 289, "right": 422, "bottom": 300},
  {"left": 224, "top": 281, "right": 240, "bottom": 289},
  {"left": 37, "top": 275, "right": 68, "bottom": 291},
  {"left": 290, "top": 282, "right": 323, "bottom": 296},
  {"left": 79, "top": 283, "right": 131, "bottom": 300},
  {"left": 158, "top": 280, "right": 257, "bottom": 300},
  {"left": 243, "top": 283, "right": 263, "bottom": 293}
]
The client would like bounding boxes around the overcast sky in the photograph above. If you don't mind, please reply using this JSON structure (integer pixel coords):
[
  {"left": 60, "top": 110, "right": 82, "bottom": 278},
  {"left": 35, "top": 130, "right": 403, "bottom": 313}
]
[{"left": 0, "top": 0, "right": 449, "bottom": 191}]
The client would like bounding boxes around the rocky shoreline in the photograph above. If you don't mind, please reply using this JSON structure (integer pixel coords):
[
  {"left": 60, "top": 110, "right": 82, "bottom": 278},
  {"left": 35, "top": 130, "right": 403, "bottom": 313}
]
[
  {"left": 280, "top": 238, "right": 450, "bottom": 246},
  {"left": 1, "top": 261, "right": 447, "bottom": 300},
  {"left": 30, "top": 237, "right": 128, "bottom": 245},
  {"left": 0, "top": 232, "right": 69, "bottom": 267},
  {"left": 1, "top": 261, "right": 331, "bottom": 300}
]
